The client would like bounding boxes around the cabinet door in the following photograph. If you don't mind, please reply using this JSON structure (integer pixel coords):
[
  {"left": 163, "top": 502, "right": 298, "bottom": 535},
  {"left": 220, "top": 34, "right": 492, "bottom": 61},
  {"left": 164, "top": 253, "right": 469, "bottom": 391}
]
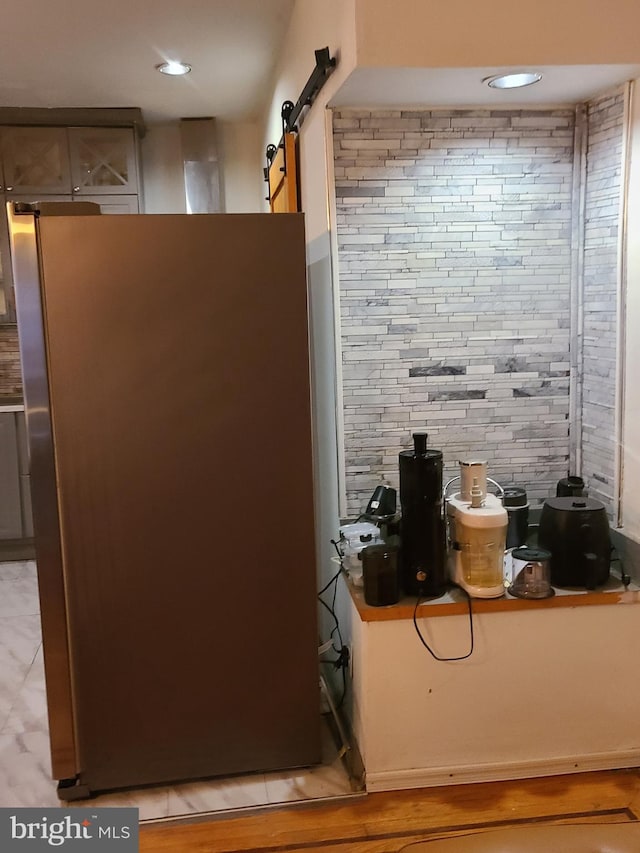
[
  {"left": 2, "top": 127, "right": 72, "bottom": 195},
  {"left": 0, "top": 198, "right": 14, "bottom": 320},
  {"left": 15, "top": 412, "right": 33, "bottom": 538},
  {"left": 68, "top": 127, "right": 138, "bottom": 196},
  {"left": 0, "top": 413, "right": 22, "bottom": 539}
]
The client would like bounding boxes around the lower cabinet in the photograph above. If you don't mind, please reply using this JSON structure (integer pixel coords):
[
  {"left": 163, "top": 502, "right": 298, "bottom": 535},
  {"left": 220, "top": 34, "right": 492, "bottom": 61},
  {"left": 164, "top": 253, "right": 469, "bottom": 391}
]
[
  {"left": 0, "top": 413, "right": 22, "bottom": 539},
  {"left": 0, "top": 410, "right": 33, "bottom": 541},
  {"left": 15, "top": 411, "right": 33, "bottom": 538}
]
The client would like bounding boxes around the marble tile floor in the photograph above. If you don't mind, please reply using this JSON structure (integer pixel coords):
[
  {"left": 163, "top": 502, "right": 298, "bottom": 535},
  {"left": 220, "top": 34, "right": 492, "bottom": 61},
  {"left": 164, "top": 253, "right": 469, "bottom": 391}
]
[{"left": 0, "top": 560, "right": 359, "bottom": 820}]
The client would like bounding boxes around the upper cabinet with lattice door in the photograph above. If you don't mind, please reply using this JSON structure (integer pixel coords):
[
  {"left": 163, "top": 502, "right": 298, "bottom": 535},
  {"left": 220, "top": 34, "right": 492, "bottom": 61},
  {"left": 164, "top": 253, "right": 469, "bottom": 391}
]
[
  {"left": 0, "top": 113, "right": 143, "bottom": 323},
  {"left": 68, "top": 127, "right": 138, "bottom": 196},
  {"left": 1, "top": 126, "right": 138, "bottom": 198},
  {"left": 1, "top": 127, "right": 72, "bottom": 196}
]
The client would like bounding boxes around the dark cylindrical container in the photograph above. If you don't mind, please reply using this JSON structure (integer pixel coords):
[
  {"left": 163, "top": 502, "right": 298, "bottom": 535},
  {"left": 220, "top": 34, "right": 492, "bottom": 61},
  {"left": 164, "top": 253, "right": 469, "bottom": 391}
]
[
  {"left": 362, "top": 544, "right": 400, "bottom": 606},
  {"left": 503, "top": 486, "right": 529, "bottom": 549},
  {"left": 556, "top": 476, "right": 585, "bottom": 497},
  {"left": 399, "top": 432, "right": 446, "bottom": 598}
]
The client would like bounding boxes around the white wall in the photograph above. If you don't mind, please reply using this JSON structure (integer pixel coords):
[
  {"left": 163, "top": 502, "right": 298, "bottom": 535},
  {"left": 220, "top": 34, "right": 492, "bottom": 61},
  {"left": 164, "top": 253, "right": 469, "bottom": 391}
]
[
  {"left": 260, "top": 0, "right": 358, "bottom": 700},
  {"left": 218, "top": 120, "right": 264, "bottom": 213},
  {"left": 140, "top": 120, "right": 264, "bottom": 214},
  {"left": 140, "top": 124, "right": 187, "bottom": 214},
  {"left": 355, "top": 0, "right": 640, "bottom": 68},
  {"left": 622, "top": 81, "right": 640, "bottom": 540},
  {"left": 262, "top": 0, "right": 357, "bottom": 227}
]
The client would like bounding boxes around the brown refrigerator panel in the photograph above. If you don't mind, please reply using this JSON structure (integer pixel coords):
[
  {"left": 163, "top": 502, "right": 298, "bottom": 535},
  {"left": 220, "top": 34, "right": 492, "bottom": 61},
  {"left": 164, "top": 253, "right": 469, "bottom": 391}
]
[{"left": 15, "top": 210, "right": 321, "bottom": 794}]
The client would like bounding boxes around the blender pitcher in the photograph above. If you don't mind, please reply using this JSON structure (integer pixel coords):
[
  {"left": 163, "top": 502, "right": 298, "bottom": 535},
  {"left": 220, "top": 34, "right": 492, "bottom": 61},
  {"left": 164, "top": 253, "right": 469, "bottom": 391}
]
[
  {"left": 458, "top": 514, "right": 507, "bottom": 592},
  {"left": 446, "top": 461, "right": 507, "bottom": 598}
]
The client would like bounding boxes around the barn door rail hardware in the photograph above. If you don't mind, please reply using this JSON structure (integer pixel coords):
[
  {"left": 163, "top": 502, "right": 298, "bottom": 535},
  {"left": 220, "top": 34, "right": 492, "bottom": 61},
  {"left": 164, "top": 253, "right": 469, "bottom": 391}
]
[{"left": 263, "top": 46, "right": 336, "bottom": 188}]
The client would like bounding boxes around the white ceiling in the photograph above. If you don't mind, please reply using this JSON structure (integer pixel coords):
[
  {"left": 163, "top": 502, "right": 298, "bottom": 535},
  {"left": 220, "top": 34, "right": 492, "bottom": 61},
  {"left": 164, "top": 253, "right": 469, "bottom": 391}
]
[
  {"left": 331, "top": 65, "right": 640, "bottom": 110},
  {"left": 0, "top": 0, "right": 295, "bottom": 124},
  {"left": 1, "top": 2, "right": 638, "bottom": 128}
]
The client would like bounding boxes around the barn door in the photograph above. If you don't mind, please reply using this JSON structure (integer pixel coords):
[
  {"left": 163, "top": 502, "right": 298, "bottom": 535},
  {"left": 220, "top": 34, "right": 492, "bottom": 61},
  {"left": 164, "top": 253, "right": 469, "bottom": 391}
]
[{"left": 268, "top": 132, "right": 300, "bottom": 213}]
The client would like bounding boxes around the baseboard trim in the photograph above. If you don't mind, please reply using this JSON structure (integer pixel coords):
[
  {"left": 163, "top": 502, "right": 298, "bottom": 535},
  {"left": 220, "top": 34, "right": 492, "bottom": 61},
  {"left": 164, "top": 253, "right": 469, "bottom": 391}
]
[
  {"left": 365, "top": 750, "right": 640, "bottom": 792},
  {"left": 0, "top": 539, "right": 35, "bottom": 561}
]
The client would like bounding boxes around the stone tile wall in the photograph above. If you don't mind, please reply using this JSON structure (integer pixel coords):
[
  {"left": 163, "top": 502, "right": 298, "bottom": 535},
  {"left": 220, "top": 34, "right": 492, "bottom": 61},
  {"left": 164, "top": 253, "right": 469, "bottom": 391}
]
[
  {"left": 333, "top": 109, "right": 575, "bottom": 517},
  {"left": 0, "top": 327, "right": 21, "bottom": 396},
  {"left": 581, "top": 90, "right": 624, "bottom": 513}
]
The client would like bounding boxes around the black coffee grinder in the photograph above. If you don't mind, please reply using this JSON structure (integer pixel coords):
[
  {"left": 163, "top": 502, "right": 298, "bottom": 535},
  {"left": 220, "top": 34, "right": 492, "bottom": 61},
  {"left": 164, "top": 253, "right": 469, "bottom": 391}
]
[{"left": 399, "top": 432, "right": 447, "bottom": 598}]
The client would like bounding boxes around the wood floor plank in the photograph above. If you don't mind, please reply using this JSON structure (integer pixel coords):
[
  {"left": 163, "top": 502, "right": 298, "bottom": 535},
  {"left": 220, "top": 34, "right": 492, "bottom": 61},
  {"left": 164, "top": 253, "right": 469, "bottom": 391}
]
[{"left": 139, "top": 769, "right": 640, "bottom": 853}]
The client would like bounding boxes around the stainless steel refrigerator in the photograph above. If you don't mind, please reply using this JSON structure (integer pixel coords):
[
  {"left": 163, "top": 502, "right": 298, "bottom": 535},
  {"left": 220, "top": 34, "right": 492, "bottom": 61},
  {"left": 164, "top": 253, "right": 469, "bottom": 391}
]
[{"left": 7, "top": 202, "right": 321, "bottom": 799}]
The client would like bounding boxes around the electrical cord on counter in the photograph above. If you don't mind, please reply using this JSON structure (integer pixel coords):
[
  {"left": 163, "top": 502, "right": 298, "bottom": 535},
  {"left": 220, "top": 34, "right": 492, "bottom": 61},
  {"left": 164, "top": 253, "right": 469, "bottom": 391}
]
[
  {"left": 413, "top": 585, "right": 475, "bottom": 661},
  {"left": 610, "top": 547, "right": 631, "bottom": 587}
]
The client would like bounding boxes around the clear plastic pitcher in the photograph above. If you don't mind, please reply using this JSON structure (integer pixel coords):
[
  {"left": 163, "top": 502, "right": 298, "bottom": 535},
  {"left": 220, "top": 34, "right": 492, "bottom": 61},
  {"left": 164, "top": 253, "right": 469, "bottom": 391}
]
[
  {"left": 459, "top": 528, "right": 506, "bottom": 589},
  {"left": 455, "top": 501, "right": 507, "bottom": 595}
]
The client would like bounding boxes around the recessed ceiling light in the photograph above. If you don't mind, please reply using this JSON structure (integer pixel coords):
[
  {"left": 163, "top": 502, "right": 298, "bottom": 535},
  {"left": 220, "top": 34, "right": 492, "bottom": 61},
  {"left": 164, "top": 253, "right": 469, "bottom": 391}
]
[
  {"left": 484, "top": 72, "right": 543, "bottom": 89},
  {"left": 156, "top": 61, "right": 192, "bottom": 77}
]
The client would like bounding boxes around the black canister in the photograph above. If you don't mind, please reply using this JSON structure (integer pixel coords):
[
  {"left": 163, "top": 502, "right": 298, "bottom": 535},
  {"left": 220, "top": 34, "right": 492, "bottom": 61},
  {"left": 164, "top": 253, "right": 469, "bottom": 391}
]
[
  {"left": 503, "top": 486, "right": 529, "bottom": 549},
  {"left": 556, "top": 476, "right": 585, "bottom": 497},
  {"left": 399, "top": 432, "right": 446, "bottom": 598},
  {"left": 362, "top": 544, "right": 400, "bottom": 606}
]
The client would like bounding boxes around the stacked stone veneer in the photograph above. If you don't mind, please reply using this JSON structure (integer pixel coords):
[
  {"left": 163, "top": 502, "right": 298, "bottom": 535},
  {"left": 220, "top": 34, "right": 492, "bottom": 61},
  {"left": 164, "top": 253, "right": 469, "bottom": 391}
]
[
  {"left": 0, "top": 327, "right": 21, "bottom": 396},
  {"left": 581, "top": 90, "right": 624, "bottom": 514},
  {"left": 333, "top": 109, "right": 576, "bottom": 517}
]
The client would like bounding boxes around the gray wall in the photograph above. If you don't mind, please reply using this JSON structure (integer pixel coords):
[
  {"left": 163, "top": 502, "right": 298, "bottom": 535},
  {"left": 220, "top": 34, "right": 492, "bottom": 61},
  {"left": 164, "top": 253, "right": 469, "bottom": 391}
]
[
  {"left": 333, "top": 109, "right": 575, "bottom": 517},
  {"left": 581, "top": 90, "right": 625, "bottom": 512},
  {"left": 307, "top": 235, "right": 352, "bottom": 705}
]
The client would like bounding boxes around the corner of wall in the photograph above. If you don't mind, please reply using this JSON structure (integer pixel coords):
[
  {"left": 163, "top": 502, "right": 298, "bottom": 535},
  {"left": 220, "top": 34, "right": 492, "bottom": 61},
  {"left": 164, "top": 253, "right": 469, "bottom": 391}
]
[{"left": 621, "top": 78, "right": 640, "bottom": 538}]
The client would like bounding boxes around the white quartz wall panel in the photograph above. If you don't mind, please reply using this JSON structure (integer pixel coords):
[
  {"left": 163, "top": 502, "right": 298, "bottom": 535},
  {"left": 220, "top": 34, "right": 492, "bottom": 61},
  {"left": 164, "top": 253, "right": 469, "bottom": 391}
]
[
  {"left": 581, "top": 91, "right": 625, "bottom": 513},
  {"left": 333, "top": 110, "right": 574, "bottom": 516}
]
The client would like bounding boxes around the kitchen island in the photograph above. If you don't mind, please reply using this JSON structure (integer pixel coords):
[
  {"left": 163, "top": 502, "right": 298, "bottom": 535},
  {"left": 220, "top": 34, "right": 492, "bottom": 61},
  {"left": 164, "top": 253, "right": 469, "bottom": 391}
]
[{"left": 345, "top": 574, "right": 640, "bottom": 792}]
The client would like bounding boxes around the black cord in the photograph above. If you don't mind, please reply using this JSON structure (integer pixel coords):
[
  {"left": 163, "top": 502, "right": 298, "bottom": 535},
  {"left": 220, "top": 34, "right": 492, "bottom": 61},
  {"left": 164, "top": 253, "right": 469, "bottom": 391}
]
[
  {"left": 318, "top": 566, "right": 342, "bottom": 596},
  {"left": 413, "top": 585, "right": 475, "bottom": 661},
  {"left": 317, "top": 596, "right": 347, "bottom": 710},
  {"left": 610, "top": 547, "right": 631, "bottom": 587},
  {"left": 318, "top": 595, "right": 343, "bottom": 651},
  {"left": 316, "top": 539, "right": 350, "bottom": 709},
  {"left": 319, "top": 540, "right": 345, "bottom": 652}
]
